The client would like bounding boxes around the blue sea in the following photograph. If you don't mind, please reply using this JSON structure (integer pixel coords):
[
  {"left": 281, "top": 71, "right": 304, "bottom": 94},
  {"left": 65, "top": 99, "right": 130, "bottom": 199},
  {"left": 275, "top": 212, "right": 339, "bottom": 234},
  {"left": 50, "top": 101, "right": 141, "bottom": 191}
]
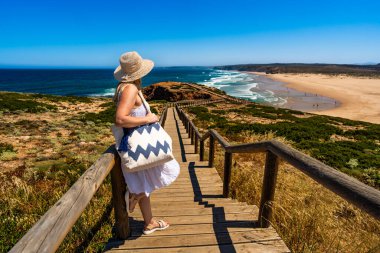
[{"left": 0, "top": 67, "right": 289, "bottom": 105}]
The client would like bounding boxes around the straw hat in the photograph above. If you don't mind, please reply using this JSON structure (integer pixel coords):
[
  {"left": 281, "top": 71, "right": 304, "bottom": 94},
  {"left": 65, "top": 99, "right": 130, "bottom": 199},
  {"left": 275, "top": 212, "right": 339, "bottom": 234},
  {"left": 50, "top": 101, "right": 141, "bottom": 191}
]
[{"left": 114, "top": 51, "right": 154, "bottom": 82}]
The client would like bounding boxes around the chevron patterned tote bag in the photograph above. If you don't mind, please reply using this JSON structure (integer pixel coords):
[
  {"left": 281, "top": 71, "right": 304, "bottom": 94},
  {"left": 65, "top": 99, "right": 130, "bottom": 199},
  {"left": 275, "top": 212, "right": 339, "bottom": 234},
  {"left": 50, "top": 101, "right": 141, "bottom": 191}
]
[{"left": 112, "top": 90, "right": 174, "bottom": 172}]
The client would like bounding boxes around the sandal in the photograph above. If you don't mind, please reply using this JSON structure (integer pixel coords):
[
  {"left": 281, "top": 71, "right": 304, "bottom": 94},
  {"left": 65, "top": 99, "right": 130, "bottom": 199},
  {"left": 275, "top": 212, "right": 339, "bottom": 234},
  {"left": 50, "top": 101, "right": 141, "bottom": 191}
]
[{"left": 143, "top": 219, "right": 170, "bottom": 235}]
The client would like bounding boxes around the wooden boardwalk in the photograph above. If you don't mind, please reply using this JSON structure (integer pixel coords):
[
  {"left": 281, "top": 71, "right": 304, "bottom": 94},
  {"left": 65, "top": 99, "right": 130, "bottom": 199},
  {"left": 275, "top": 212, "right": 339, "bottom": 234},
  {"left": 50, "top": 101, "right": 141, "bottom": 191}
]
[{"left": 104, "top": 107, "right": 289, "bottom": 252}]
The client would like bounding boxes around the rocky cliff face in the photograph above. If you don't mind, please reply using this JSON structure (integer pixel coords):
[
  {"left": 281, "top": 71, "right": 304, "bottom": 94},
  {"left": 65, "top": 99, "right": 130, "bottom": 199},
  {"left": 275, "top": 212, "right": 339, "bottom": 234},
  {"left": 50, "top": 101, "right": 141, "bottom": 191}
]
[{"left": 142, "top": 82, "right": 221, "bottom": 101}]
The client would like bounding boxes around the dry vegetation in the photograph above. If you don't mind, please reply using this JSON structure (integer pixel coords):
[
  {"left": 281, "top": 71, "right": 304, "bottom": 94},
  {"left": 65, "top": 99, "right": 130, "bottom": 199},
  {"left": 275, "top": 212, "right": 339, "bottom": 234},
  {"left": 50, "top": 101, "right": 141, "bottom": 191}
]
[{"left": 0, "top": 91, "right": 164, "bottom": 252}]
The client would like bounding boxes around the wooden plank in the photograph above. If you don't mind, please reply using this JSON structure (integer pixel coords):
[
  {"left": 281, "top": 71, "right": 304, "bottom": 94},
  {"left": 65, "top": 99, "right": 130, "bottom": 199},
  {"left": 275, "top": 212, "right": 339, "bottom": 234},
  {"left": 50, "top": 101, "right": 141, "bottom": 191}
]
[
  {"left": 105, "top": 240, "right": 290, "bottom": 253},
  {"left": 168, "top": 179, "right": 222, "bottom": 184},
  {"left": 105, "top": 228, "right": 282, "bottom": 250},
  {"left": 148, "top": 203, "right": 254, "bottom": 212},
  {"left": 130, "top": 205, "right": 257, "bottom": 217},
  {"left": 152, "top": 191, "right": 222, "bottom": 197},
  {"left": 128, "top": 212, "right": 257, "bottom": 225},
  {"left": 150, "top": 196, "right": 227, "bottom": 202},
  {"left": 154, "top": 188, "right": 223, "bottom": 194},
  {"left": 143, "top": 201, "right": 245, "bottom": 209},
  {"left": 129, "top": 221, "right": 257, "bottom": 236},
  {"left": 157, "top": 185, "right": 223, "bottom": 192}
]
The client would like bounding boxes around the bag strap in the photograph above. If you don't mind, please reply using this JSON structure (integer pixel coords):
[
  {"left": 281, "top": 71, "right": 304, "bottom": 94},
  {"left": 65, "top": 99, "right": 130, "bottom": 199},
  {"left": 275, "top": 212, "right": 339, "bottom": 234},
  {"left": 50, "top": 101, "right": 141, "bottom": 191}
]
[{"left": 137, "top": 90, "right": 151, "bottom": 114}]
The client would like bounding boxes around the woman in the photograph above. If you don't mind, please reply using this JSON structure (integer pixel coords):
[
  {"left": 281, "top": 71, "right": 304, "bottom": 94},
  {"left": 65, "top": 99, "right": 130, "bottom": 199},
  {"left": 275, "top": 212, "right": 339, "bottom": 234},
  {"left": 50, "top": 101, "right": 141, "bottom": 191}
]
[{"left": 113, "top": 51, "right": 180, "bottom": 235}]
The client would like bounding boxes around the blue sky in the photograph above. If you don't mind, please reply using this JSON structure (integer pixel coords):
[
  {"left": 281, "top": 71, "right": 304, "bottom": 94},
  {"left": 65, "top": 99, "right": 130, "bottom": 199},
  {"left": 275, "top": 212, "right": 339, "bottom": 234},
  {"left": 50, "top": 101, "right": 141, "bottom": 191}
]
[{"left": 0, "top": 0, "right": 379, "bottom": 67}]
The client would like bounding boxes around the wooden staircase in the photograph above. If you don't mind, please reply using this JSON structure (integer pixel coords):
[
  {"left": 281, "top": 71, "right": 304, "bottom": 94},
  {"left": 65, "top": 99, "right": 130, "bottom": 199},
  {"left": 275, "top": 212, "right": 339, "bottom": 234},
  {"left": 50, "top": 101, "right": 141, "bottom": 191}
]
[{"left": 104, "top": 107, "right": 289, "bottom": 252}]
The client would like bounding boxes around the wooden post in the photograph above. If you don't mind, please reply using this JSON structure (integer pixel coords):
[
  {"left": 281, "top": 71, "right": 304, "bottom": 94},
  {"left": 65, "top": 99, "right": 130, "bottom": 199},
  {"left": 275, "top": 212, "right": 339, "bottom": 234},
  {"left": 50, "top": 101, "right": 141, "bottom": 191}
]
[
  {"left": 190, "top": 126, "right": 194, "bottom": 144},
  {"left": 194, "top": 134, "right": 198, "bottom": 154},
  {"left": 258, "top": 151, "right": 279, "bottom": 228},
  {"left": 209, "top": 135, "right": 215, "bottom": 167},
  {"left": 223, "top": 152, "right": 233, "bottom": 197},
  {"left": 110, "top": 156, "right": 130, "bottom": 239},
  {"left": 188, "top": 122, "right": 191, "bottom": 138},
  {"left": 200, "top": 140, "right": 205, "bottom": 161}
]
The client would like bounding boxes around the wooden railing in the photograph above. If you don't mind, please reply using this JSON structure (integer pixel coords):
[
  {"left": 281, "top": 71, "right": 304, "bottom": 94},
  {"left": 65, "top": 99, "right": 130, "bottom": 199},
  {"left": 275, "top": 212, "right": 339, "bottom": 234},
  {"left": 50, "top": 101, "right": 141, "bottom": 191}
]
[
  {"left": 10, "top": 106, "right": 170, "bottom": 253},
  {"left": 165, "top": 98, "right": 225, "bottom": 108},
  {"left": 175, "top": 104, "right": 380, "bottom": 227},
  {"left": 176, "top": 99, "right": 225, "bottom": 108}
]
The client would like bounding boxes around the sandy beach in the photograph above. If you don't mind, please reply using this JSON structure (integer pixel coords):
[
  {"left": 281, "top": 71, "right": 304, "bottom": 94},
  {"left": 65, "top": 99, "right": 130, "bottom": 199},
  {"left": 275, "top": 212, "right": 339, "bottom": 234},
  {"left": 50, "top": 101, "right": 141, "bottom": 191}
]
[{"left": 251, "top": 72, "right": 380, "bottom": 124}]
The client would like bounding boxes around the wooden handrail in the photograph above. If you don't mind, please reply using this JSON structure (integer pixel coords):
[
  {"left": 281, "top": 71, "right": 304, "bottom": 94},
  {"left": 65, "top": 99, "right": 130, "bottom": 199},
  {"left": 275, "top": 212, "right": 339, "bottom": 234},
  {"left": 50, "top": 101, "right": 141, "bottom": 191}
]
[
  {"left": 10, "top": 105, "right": 171, "bottom": 253},
  {"left": 175, "top": 104, "right": 380, "bottom": 227},
  {"left": 176, "top": 99, "right": 225, "bottom": 108},
  {"left": 9, "top": 146, "right": 118, "bottom": 253}
]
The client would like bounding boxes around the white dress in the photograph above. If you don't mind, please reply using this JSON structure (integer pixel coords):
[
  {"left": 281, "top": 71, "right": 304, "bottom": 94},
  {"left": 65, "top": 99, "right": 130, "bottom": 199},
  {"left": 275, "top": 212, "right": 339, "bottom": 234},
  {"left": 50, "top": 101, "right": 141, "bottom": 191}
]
[{"left": 116, "top": 95, "right": 180, "bottom": 197}]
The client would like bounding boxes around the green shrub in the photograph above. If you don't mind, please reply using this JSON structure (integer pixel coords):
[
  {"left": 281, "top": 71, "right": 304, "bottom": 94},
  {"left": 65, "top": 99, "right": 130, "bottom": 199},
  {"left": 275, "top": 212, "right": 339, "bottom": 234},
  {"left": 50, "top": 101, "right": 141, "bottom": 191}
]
[
  {"left": 0, "top": 97, "right": 57, "bottom": 113},
  {"left": 150, "top": 107, "right": 158, "bottom": 114},
  {"left": 29, "top": 93, "right": 92, "bottom": 103},
  {"left": 149, "top": 99, "right": 168, "bottom": 104},
  {"left": 77, "top": 107, "right": 116, "bottom": 124},
  {"left": 99, "top": 101, "right": 114, "bottom": 108},
  {"left": 0, "top": 143, "right": 14, "bottom": 154}
]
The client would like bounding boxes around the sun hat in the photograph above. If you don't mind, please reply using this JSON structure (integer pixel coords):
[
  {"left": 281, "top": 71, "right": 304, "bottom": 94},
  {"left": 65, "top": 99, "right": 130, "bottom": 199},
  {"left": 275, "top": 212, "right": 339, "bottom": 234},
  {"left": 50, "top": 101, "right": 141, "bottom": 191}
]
[{"left": 114, "top": 51, "right": 154, "bottom": 82}]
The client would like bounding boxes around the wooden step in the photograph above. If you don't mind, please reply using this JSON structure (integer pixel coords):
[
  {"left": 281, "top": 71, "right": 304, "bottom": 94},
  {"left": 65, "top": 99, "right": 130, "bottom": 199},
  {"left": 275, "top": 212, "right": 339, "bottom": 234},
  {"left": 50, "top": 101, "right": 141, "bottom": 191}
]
[
  {"left": 105, "top": 241, "right": 289, "bottom": 253},
  {"left": 128, "top": 221, "right": 257, "bottom": 236},
  {"left": 129, "top": 212, "right": 258, "bottom": 226},
  {"left": 105, "top": 228, "right": 287, "bottom": 251},
  {"left": 131, "top": 205, "right": 258, "bottom": 218}
]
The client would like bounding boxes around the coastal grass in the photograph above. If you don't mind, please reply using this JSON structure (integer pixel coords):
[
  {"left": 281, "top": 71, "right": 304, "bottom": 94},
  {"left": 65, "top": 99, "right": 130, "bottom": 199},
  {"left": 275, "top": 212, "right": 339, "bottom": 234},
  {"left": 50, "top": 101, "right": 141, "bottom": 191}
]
[{"left": 185, "top": 102, "right": 380, "bottom": 252}]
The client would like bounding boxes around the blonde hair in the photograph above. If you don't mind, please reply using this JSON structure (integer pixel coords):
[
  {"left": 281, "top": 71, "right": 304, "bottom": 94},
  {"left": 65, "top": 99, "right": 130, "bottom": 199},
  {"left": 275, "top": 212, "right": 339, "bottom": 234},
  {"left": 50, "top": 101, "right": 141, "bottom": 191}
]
[{"left": 113, "top": 79, "right": 142, "bottom": 104}]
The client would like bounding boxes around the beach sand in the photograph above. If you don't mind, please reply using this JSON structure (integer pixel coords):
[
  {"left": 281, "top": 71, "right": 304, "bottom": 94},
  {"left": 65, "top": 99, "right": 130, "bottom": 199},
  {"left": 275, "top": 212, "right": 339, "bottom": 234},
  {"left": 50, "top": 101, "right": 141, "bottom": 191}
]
[{"left": 251, "top": 72, "right": 380, "bottom": 124}]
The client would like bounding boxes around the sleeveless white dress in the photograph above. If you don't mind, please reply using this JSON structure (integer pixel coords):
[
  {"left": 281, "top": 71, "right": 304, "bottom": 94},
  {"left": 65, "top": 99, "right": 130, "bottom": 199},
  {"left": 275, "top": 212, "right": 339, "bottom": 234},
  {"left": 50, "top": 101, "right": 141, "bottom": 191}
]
[{"left": 116, "top": 92, "right": 180, "bottom": 197}]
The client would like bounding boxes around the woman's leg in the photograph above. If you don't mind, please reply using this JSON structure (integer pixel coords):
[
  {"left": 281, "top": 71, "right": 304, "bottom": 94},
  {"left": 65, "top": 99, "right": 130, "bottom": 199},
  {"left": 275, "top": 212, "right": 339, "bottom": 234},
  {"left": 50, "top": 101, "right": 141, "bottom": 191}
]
[
  {"left": 138, "top": 195, "right": 153, "bottom": 226},
  {"left": 128, "top": 192, "right": 145, "bottom": 213},
  {"left": 139, "top": 195, "right": 169, "bottom": 230}
]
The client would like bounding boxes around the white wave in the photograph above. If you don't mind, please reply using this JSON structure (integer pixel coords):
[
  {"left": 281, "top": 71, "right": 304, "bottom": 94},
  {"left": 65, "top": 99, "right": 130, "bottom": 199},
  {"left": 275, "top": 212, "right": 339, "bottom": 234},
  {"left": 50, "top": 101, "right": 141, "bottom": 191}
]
[
  {"left": 201, "top": 70, "right": 253, "bottom": 88},
  {"left": 215, "top": 84, "right": 231, "bottom": 88},
  {"left": 264, "top": 90, "right": 275, "bottom": 96},
  {"left": 224, "top": 82, "right": 259, "bottom": 101},
  {"left": 88, "top": 88, "right": 116, "bottom": 97}
]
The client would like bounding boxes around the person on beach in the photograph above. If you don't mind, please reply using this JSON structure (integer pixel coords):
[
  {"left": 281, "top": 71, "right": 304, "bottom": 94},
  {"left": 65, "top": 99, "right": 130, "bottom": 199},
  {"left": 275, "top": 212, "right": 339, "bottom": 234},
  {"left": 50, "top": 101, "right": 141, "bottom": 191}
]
[{"left": 113, "top": 51, "right": 180, "bottom": 235}]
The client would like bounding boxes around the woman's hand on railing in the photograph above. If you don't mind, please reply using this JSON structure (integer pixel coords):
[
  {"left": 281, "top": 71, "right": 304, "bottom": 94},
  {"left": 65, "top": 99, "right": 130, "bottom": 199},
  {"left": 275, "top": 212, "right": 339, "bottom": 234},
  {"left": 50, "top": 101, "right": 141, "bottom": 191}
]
[{"left": 146, "top": 112, "right": 159, "bottom": 123}]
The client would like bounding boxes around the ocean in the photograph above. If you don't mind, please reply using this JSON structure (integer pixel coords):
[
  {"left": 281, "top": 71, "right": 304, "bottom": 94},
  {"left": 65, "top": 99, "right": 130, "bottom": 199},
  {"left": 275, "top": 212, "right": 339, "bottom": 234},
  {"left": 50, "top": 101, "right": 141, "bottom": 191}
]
[{"left": 0, "top": 67, "right": 289, "bottom": 105}]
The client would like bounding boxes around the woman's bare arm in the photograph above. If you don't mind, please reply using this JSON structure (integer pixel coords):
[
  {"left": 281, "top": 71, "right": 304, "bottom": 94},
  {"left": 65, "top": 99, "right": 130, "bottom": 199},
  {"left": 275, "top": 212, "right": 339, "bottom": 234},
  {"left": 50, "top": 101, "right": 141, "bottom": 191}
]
[{"left": 115, "top": 84, "right": 158, "bottom": 128}]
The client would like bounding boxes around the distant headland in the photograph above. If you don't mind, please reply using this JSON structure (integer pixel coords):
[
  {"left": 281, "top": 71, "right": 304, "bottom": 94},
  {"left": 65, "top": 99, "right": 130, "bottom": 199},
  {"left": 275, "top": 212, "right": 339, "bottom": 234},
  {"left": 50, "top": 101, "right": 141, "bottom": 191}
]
[{"left": 215, "top": 63, "right": 380, "bottom": 77}]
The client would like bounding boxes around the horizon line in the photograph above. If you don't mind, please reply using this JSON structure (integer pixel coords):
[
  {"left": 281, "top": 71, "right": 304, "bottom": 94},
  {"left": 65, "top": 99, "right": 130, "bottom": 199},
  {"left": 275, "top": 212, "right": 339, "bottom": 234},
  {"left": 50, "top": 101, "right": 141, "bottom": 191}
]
[{"left": 0, "top": 62, "right": 379, "bottom": 70}]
